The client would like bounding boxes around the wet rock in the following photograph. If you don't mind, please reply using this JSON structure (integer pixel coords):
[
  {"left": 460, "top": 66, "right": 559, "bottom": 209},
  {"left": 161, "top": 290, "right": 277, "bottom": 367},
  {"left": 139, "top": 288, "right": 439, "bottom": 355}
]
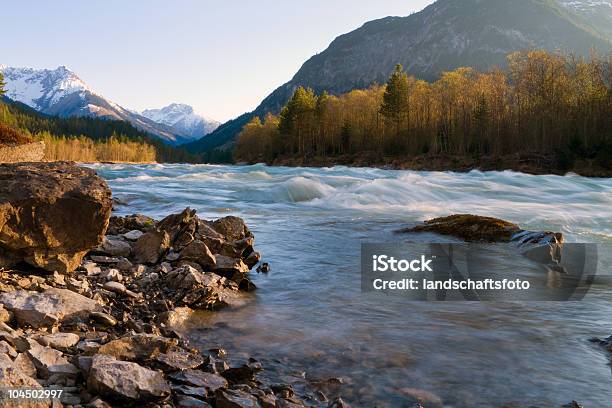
[
  {"left": 134, "top": 230, "right": 171, "bottom": 264},
  {"left": 169, "top": 369, "right": 228, "bottom": 392},
  {"left": 244, "top": 252, "right": 261, "bottom": 269},
  {"left": 0, "top": 288, "right": 101, "bottom": 328},
  {"left": 27, "top": 341, "right": 78, "bottom": 378},
  {"left": 221, "top": 361, "right": 262, "bottom": 384},
  {"left": 180, "top": 240, "right": 217, "bottom": 269},
  {"left": 96, "top": 235, "right": 131, "bottom": 258},
  {"left": 97, "top": 333, "right": 178, "bottom": 362},
  {"left": 155, "top": 349, "right": 204, "bottom": 371},
  {"left": 34, "top": 332, "right": 80, "bottom": 349},
  {"left": 398, "top": 214, "right": 563, "bottom": 244},
  {"left": 87, "top": 354, "right": 171, "bottom": 401},
  {"left": 0, "top": 162, "right": 112, "bottom": 273},
  {"left": 561, "top": 402, "right": 583, "bottom": 408},
  {"left": 256, "top": 263, "right": 270, "bottom": 273},
  {"left": 215, "top": 388, "right": 260, "bottom": 408}
]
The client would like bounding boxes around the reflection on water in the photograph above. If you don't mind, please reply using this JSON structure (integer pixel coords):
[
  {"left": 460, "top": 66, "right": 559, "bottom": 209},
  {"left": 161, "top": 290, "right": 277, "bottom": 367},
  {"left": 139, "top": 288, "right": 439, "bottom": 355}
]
[{"left": 92, "top": 163, "right": 612, "bottom": 407}]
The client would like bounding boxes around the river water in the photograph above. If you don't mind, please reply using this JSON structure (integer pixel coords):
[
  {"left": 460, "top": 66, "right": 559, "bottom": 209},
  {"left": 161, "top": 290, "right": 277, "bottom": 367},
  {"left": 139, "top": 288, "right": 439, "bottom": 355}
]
[{"left": 91, "top": 163, "right": 612, "bottom": 408}]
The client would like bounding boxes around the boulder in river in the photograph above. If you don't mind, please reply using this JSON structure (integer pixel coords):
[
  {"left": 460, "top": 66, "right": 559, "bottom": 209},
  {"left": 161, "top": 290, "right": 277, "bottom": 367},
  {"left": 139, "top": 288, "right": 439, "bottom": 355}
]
[
  {"left": 398, "top": 214, "right": 564, "bottom": 263},
  {"left": 0, "top": 162, "right": 112, "bottom": 273}
]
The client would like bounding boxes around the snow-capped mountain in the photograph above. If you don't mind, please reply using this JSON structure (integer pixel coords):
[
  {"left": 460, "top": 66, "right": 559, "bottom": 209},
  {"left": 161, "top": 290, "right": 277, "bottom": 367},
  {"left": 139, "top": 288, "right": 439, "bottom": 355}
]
[
  {"left": 558, "top": 0, "right": 612, "bottom": 39},
  {"left": 0, "top": 65, "right": 188, "bottom": 145},
  {"left": 141, "top": 103, "right": 219, "bottom": 140}
]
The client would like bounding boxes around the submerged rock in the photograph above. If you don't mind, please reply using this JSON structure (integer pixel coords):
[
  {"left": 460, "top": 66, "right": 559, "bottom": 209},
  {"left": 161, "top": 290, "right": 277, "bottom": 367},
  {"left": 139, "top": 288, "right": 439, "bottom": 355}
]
[{"left": 0, "top": 162, "right": 112, "bottom": 273}]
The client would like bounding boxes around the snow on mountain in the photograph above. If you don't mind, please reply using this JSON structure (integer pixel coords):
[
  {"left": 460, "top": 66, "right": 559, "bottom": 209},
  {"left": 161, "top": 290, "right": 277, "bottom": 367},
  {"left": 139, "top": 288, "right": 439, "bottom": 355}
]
[
  {"left": 0, "top": 65, "right": 187, "bottom": 145},
  {"left": 141, "top": 103, "right": 219, "bottom": 140},
  {"left": 559, "top": 0, "right": 612, "bottom": 11},
  {"left": 558, "top": 0, "right": 612, "bottom": 39}
]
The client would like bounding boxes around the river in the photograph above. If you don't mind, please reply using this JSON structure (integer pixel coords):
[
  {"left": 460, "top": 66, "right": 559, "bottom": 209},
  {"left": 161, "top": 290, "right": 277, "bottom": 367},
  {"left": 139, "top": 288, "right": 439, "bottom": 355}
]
[{"left": 91, "top": 163, "right": 612, "bottom": 407}]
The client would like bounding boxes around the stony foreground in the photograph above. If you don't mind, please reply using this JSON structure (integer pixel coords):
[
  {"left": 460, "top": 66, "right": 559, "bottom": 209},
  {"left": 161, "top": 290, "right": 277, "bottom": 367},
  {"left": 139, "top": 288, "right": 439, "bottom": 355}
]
[
  {"left": 0, "top": 162, "right": 348, "bottom": 407},
  {"left": 0, "top": 207, "right": 350, "bottom": 407}
]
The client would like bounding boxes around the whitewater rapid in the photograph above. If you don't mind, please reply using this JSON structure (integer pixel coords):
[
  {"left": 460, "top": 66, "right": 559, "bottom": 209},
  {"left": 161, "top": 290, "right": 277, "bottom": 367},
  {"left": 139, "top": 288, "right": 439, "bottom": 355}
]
[{"left": 91, "top": 163, "right": 612, "bottom": 407}]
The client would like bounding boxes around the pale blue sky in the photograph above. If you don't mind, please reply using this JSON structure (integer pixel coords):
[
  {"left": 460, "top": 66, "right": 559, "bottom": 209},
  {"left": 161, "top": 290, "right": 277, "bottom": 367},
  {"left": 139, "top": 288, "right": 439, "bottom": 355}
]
[{"left": 1, "top": 0, "right": 434, "bottom": 121}]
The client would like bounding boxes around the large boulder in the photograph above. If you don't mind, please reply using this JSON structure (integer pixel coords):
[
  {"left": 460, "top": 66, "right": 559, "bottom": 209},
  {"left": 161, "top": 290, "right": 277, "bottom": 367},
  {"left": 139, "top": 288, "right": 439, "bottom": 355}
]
[
  {"left": 0, "top": 288, "right": 101, "bottom": 328},
  {"left": 398, "top": 214, "right": 564, "bottom": 264},
  {"left": 398, "top": 214, "right": 563, "bottom": 244},
  {"left": 0, "top": 162, "right": 112, "bottom": 273}
]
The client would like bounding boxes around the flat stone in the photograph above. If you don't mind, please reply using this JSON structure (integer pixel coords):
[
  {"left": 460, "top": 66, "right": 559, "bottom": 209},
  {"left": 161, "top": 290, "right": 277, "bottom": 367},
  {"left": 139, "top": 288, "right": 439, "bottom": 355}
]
[
  {"left": 0, "top": 288, "right": 101, "bottom": 328},
  {"left": 90, "top": 255, "right": 121, "bottom": 264},
  {"left": 89, "top": 312, "right": 117, "bottom": 327},
  {"left": 35, "top": 332, "right": 80, "bottom": 349},
  {"left": 97, "top": 334, "right": 178, "bottom": 362},
  {"left": 169, "top": 369, "right": 228, "bottom": 392},
  {"left": 155, "top": 349, "right": 204, "bottom": 371},
  {"left": 176, "top": 395, "right": 213, "bottom": 407},
  {"left": 87, "top": 354, "right": 171, "bottom": 401},
  {"left": 97, "top": 235, "right": 131, "bottom": 257},
  {"left": 123, "top": 230, "right": 144, "bottom": 241},
  {"left": 215, "top": 388, "right": 260, "bottom": 408},
  {"left": 103, "top": 281, "right": 126, "bottom": 294}
]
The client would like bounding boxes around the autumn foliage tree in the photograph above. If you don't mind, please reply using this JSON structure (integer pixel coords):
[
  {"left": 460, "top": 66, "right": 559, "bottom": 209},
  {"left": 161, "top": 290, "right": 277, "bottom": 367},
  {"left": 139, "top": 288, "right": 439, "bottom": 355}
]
[{"left": 235, "top": 50, "right": 612, "bottom": 169}]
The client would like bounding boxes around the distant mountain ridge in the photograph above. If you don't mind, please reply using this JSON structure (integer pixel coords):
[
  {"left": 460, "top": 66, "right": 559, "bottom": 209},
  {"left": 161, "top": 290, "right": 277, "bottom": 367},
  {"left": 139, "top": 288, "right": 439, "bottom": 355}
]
[
  {"left": 186, "top": 0, "right": 612, "bottom": 157},
  {"left": 0, "top": 66, "right": 210, "bottom": 145},
  {"left": 141, "top": 103, "right": 219, "bottom": 140}
]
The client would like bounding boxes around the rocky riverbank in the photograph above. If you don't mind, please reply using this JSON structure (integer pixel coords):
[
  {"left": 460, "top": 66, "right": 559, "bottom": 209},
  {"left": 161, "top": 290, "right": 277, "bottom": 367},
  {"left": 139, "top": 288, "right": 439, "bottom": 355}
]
[
  {"left": 269, "top": 152, "right": 612, "bottom": 177},
  {"left": 0, "top": 162, "right": 347, "bottom": 408}
]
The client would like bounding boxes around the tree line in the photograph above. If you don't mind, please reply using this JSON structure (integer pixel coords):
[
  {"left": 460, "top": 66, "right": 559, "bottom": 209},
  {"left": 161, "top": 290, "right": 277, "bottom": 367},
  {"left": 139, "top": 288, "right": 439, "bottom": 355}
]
[
  {"left": 0, "top": 89, "right": 198, "bottom": 163},
  {"left": 235, "top": 50, "right": 612, "bottom": 170}
]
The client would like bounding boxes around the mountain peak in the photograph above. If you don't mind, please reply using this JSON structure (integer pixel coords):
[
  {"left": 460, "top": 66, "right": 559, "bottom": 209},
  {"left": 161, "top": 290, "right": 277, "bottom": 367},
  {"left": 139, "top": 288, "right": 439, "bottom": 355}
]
[{"left": 142, "top": 103, "right": 219, "bottom": 140}]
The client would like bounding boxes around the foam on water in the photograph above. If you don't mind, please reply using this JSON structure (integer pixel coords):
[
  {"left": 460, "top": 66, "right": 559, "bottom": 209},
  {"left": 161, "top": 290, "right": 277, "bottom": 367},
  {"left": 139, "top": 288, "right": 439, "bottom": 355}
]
[{"left": 91, "top": 163, "right": 612, "bottom": 407}]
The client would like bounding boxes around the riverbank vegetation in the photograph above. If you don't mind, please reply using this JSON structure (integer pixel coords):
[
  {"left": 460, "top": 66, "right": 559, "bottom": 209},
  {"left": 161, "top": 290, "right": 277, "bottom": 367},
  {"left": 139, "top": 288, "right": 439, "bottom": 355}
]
[
  {"left": 0, "top": 87, "right": 197, "bottom": 163},
  {"left": 235, "top": 50, "right": 612, "bottom": 174}
]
